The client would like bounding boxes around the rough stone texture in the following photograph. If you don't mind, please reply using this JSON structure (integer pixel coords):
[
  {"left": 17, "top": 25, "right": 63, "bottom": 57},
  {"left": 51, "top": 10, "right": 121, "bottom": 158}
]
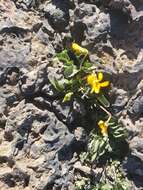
[
  {"left": 72, "top": 3, "right": 111, "bottom": 50},
  {"left": 0, "top": 0, "right": 143, "bottom": 189},
  {"left": 1, "top": 99, "right": 76, "bottom": 190}
]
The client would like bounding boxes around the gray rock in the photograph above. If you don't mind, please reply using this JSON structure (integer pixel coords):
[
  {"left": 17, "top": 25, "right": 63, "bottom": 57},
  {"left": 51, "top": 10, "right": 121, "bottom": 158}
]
[
  {"left": 73, "top": 3, "right": 110, "bottom": 50},
  {"left": 111, "top": 61, "right": 143, "bottom": 91},
  {"left": 129, "top": 137, "right": 143, "bottom": 161},
  {"left": 52, "top": 98, "right": 87, "bottom": 127},
  {"left": 0, "top": 35, "right": 30, "bottom": 68},
  {"left": 4, "top": 100, "right": 76, "bottom": 189},
  {"left": 128, "top": 93, "right": 143, "bottom": 119},
  {"left": 19, "top": 64, "right": 47, "bottom": 96},
  {"left": 12, "top": 0, "right": 40, "bottom": 9},
  {"left": 44, "top": 2, "right": 69, "bottom": 32},
  {"left": 0, "top": 83, "right": 19, "bottom": 120},
  {"left": 74, "top": 127, "right": 87, "bottom": 151},
  {"left": 52, "top": 100, "right": 71, "bottom": 123},
  {"left": 123, "top": 156, "right": 143, "bottom": 187},
  {"left": 33, "top": 96, "right": 52, "bottom": 111},
  {"left": 0, "top": 167, "right": 30, "bottom": 188},
  {"left": 0, "top": 94, "right": 7, "bottom": 115},
  {"left": 35, "top": 20, "right": 63, "bottom": 54},
  {"left": 0, "top": 0, "right": 143, "bottom": 189},
  {"left": 0, "top": 68, "right": 6, "bottom": 85},
  {"left": 112, "top": 89, "right": 128, "bottom": 113}
]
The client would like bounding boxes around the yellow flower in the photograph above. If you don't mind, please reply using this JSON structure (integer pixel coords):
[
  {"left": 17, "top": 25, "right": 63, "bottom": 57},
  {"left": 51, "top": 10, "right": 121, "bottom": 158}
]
[
  {"left": 98, "top": 120, "right": 108, "bottom": 136},
  {"left": 87, "top": 72, "right": 109, "bottom": 94},
  {"left": 71, "top": 42, "right": 88, "bottom": 55}
]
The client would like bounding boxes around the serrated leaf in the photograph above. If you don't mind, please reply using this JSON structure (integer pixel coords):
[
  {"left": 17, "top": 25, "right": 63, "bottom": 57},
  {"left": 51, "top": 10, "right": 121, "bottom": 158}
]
[
  {"left": 92, "top": 140, "right": 100, "bottom": 153},
  {"left": 110, "top": 125, "right": 120, "bottom": 129},
  {"left": 80, "top": 152, "right": 88, "bottom": 163},
  {"left": 91, "top": 152, "right": 98, "bottom": 162}
]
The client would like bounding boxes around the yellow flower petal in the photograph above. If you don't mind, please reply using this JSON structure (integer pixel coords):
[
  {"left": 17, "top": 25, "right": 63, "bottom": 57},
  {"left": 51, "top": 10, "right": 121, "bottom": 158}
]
[
  {"left": 98, "top": 120, "right": 104, "bottom": 126},
  {"left": 100, "top": 81, "right": 109, "bottom": 87},
  {"left": 98, "top": 72, "right": 103, "bottom": 81},
  {"left": 87, "top": 73, "right": 97, "bottom": 85},
  {"left": 87, "top": 72, "right": 109, "bottom": 94},
  {"left": 71, "top": 42, "right": 88, "bottom": 55},
  {"left": 91, "top": 83, "right": 100, "bottom": 94},
  {"left": 98, "top": 120, "right": 108, "bottom": 136}
]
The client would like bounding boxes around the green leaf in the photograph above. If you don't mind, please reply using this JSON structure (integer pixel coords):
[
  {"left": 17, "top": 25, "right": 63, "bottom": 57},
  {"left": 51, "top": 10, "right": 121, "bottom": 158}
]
[
  {"left": 80, "top": 152, "right": 88, "bottom": 163},
  {"left": 62, "top": 92, "right": 73, "bottom": 102},
  {"left": 56, "top": 50, "right": 74, "bottom": 65},
  {"left": 56, "top": 50, "right": 69, "bottom": 60},
  {"left": 91, "top": 152, "right": 98, "bottom": 162},
  {"left": 49, "top": 77, "right": 64, "bottom": 92},
  {"left": 90, "top": 140, "right": 99, "bottom": 153},
  {"left": 109, "top": 120, "right": 126, "bottom": 140},
  {"left": 83, "top": 61, "right": 92, "bottom": 68},
  {"left": 101, "top": 183, "right": 113, "bottom": 190},
  {"left": 64, "top": 66, "right": 73, "bottom": 78},
  {"left": 75, "top": 177, "right": 89, "bottom": 190},
  {"left": 96, "top": 94, "right": 110, "bottom": 107},
  {"left": 113, "top": 134, "right": 125, "bottom": 138},
  {"left": 64, "top": 65, "right": 79, "bottom": 78}
]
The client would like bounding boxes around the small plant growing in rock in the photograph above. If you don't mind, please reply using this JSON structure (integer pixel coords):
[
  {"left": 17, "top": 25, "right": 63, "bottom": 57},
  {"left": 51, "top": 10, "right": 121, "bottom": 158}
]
[
  {"left": 53, "top": 42, "right": 110, "bottom": 108},
  {"left": 75, "top": 161, "right": 131, "bottom": 190},
  {"left": 50, "top": 42, "right": 128, "bottom": 189}
]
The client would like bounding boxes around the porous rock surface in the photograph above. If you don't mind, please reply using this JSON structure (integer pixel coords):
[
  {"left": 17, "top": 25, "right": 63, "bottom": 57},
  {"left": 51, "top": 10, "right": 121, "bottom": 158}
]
[{"left": 0, "top": 0, "right": 143, "bottom": 189}]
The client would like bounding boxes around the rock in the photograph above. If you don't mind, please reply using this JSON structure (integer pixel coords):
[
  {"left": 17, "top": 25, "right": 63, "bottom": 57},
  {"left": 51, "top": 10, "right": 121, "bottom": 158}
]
[
  {"left": 52, "top": 100, "right": 72, "bottom": 124},
  {"left": 112, "top": 88, "right": 128, "bottom": 114},
  {"left": 41, "top": 84, "right": 58, "bottom": 99},
  {"left": 19, "top": 64, "right": 48, "bottom": 97},
  {"left": 123, "top": 156, "right": 143, "bottom": 187},
  {"left": 26, "top": 36, "right": 52, "bottom": 66},
  {"left": 0, "top": 0, "right": 42, "bottom": 69},
  {"left": 0, "top": 95, "right": 7, "bottom": 115},
  {"left": 74, "top": 127, "right": 86, "bottom": 142},
  {"left": 0, "top": 68, "right": 7, "bottom": 85},
  {"left": 71, "top": 99, "right": 87, "bottom": 127},
  {"left": 33, "top": 97, "right": 52, "bottom": 111},
  {"left": 94, "top": 0, "right": 135, "bottom": 21},
  {"left": 44, "top": 2, "right": 69, "bottom": 32},
  {"left": 74, "top": 127, "right": 87, "bottom": 153},
  {"left": 0, "top": 35, "right": 30, "bottom": 68},
  {"left": 128, "top": 93, "right": 143, "bottom": 119},
  {"left": 0, "top": 167, "right": 30, "bottom": 188},
  {"left": 35, "top": 20, "right": 63, "bottom": 54},
  {"left": 0, "top": 0, "right": 143, "bottom": 189},
  {"left": 11, "top": 0, "right": 41, "bottom": 10},
  {"left": 73, "top": 3, "right": 110, "bottom": 50},
  {"left": 5, "top": 67, "right": 20, "bottom": 85},
  {"left": 52, "top": 98, "right": 87, "bottom": 127},
  {"left": 74, "top": 161, "right": 92, "bottom": 175},
  {"left": 0, "top": 84, "right": 19, "bottom": 117},
  {"left": 111, "top": 61, "right": 143, "bottom": 91},
  {"left": 129, "top": 137, "right": 143, "bottom": 161},
  {"left": 3, "top": 100, "right": 76, "bottom": 189}
]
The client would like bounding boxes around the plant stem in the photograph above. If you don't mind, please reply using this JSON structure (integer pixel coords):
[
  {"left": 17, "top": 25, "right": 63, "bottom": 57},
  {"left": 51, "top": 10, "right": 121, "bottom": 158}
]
[{"left": 100, "top": 105, "right": 111, "bottom": 123}]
